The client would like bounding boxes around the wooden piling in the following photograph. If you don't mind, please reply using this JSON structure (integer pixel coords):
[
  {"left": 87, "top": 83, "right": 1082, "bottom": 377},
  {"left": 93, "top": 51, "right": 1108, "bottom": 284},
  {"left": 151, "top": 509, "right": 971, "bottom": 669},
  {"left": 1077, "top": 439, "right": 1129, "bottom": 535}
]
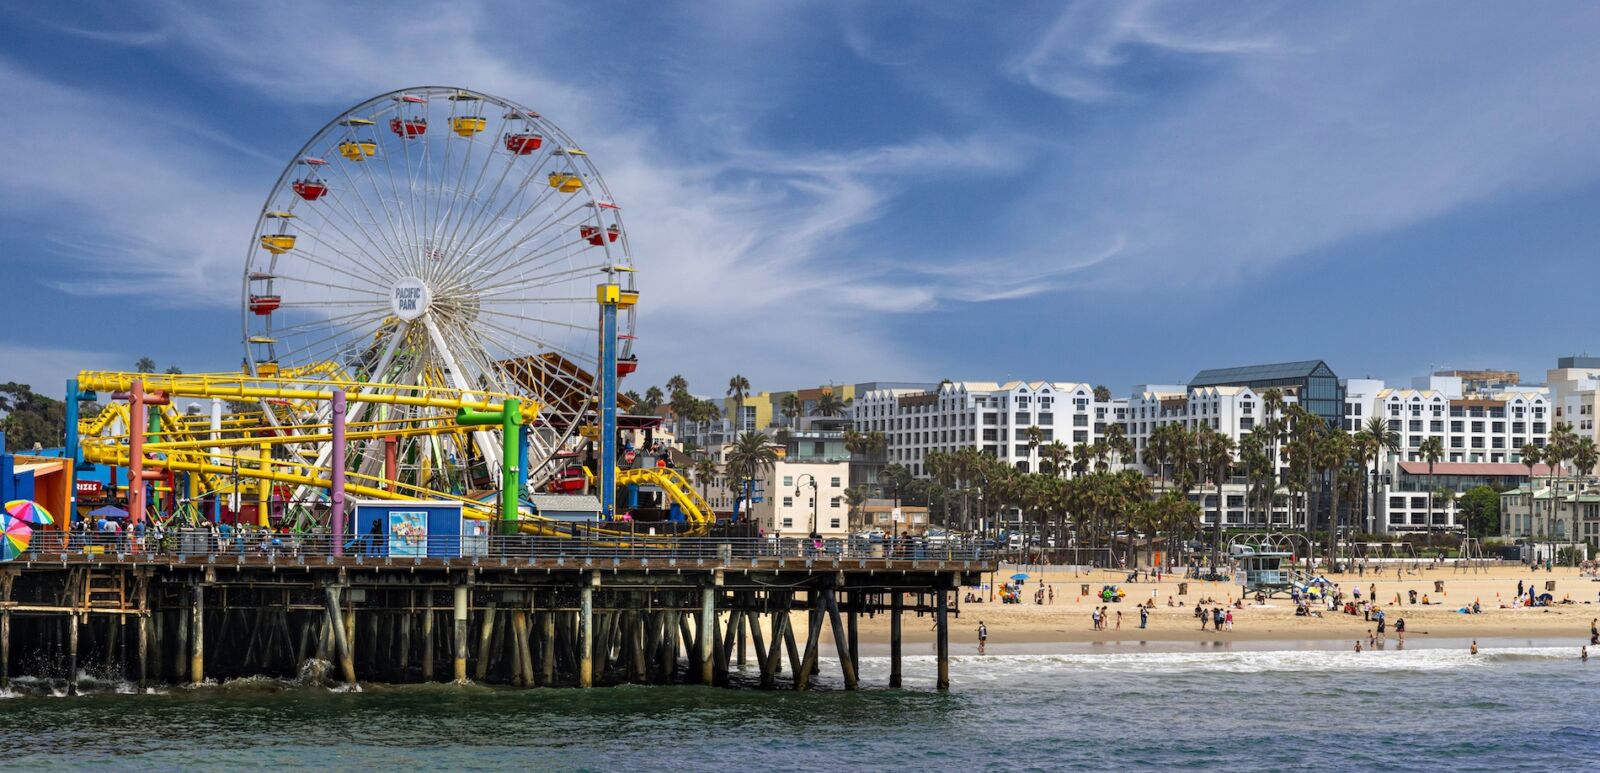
[
  {"left": 510, "top": 610, "right": 529, "bottom": 686},
  {"left": 825, "top": 589, "right": 858, "bottom": 690},
  {"left": 541, "top": 610, "right": 556, "bottom": 686},
  {"left": 579, "top": 580, "right": 594, "bottom": 688},
  {"left": 190, "top": 583, "right": 205, "bottom": 685},
  {"left": 474, "top": 600, "right": 497, "bottom": 682},
  {"left": 325, "top": 585, "right": 356, "bottom": 687},
  {"left": 762, "top": 608, "right": 786, "bottom": 689},
  {"left": 699, "top": 584, "right": 714, "bottom": 686},
  {"left": 452, "top": 584, "right": 468, "bottom": 682},
  {"left": 67, "top": 612, "right": 79, "bottom": 695},
  {"left": 935, "top": 585, "right": 949, "bottom": 691},
  {"left": 846, "top": 590, "right": 859, "bottom": 677},
  {"left": 889, "top": 592, "right": 903, "bottom": 688},
  {"left": 421, "top": 605, "right": 435, "bottom": 682},
  {"left": 795, "top": 591, "right": 825, "bottom": 691},
  {"left": 174, "top": 605, "right": 189, "bottom": 682}
]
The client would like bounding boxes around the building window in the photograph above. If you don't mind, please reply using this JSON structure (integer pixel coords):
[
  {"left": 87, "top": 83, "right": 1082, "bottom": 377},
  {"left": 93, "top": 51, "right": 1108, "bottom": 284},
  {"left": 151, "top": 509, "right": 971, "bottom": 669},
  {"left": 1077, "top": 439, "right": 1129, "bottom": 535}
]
[
  {"left": 782, "top": 476, "right": 793, "bottom": 487},
  {"left": 782, "top": 497, "right": 793, "bottom": 507},
  {"left": 830, "top": 477, "right": 841, "bottom": 487},
  {"left": 829, "top": 518, "right": 841, "bottom": 529},
  {"left": 830, "top": 497, "right": 841, "bottom": 508},
  {"left": 782, "top": 517, "right": 793, "bottom": 528}
]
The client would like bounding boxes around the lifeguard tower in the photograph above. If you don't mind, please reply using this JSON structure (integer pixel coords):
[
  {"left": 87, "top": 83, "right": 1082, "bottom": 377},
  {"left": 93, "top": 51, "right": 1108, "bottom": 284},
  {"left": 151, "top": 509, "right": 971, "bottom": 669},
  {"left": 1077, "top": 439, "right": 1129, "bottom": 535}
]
[{"left": 1231, "top": 544, "right": 1296, "bottom": 598}]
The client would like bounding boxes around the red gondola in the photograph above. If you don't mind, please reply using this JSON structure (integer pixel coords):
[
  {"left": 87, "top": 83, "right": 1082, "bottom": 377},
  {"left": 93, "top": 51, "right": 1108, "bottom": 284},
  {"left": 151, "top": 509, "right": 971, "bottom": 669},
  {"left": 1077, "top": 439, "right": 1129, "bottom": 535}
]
[
  {"left": 551, "top": 465, "right": 588, "bottom": 493},
  {"left": 617, "top": 356, "right": 638, "bottom": 377},
  {"left": 292, "top": 180, "right": 328, "bottom": 201},
  {"left": 390, "top": 117, "right": 428, "bottom": 137},
  {"left": 580, "top": 224, "right": 621, "bottom": 246},
  {"left": 249, "top": 295, "right": 281, "bottom": 315},
  {"left": 504, "top": 133, "right": 544, "bottom": 154}
]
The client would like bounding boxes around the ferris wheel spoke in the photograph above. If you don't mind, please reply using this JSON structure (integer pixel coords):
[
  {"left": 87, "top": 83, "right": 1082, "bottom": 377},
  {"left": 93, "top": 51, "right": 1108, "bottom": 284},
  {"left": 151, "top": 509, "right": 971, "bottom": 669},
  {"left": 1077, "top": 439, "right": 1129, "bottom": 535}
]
[
  {"left": 477, "top": 263, "right": 611, "bottom": 299},
  {"left": 449, "top": 147, "right": 567, "bottom": 263},
  {"left": 261, "top": 273, "right": 390, "bottom": 298},
  {"left": 471, "top": 313, "right": 596, "bottom": 370},
  {"left": 299, "top": 186, "right": 411, "bottom": 280},
  {"left": 435, "top": 124, "right": 527, "bottom": 270},
  {"left": 434, "top": 148, "right": 559, "bottom": 287},
  {"left": 376, "top": 125, "right": 422, "bottom": 274},
  {"left": 332, "top": 138, "right": 412, "bottom": 272},
  {"left": 457, "top": 182, "right": 590, "bottom": 276},
  {"left": 270, "top": 243, "right": 392, "bottom": 292},
  {"left": 476, "top": 307, "right": 597, "bottom": 335}
]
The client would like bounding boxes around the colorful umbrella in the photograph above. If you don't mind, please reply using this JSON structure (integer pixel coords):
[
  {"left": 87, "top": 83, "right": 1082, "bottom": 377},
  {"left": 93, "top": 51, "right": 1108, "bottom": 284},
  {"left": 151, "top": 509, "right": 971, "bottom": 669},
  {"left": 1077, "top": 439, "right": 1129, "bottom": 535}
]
[
  {"left": 5, "top": 499, "right": 54, "bottom": 526},
  {"left": 0, "top": 515, "right": 33, "bottom": 562}
]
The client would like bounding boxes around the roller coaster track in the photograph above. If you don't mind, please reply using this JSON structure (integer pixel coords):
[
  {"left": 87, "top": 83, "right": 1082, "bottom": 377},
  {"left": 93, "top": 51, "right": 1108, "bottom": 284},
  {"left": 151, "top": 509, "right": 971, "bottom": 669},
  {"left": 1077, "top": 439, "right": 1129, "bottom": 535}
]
[{"left": 77, "top": 370, "right": 712, "bottom": 537}]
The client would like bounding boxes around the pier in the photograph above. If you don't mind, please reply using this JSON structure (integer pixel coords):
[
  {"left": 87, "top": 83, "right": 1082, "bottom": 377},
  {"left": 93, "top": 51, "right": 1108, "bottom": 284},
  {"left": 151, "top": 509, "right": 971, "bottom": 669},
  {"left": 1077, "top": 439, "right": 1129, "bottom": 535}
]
[{"left": 1, "top": 534, "right": 993, "bottom": 692}]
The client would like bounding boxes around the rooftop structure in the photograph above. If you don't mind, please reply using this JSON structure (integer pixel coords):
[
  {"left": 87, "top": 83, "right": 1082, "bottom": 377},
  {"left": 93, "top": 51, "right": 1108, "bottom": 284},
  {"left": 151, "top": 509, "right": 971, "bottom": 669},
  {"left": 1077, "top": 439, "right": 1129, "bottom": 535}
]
[{"left": 1190, "top": 360, "right": 1344, "bottom": 428}]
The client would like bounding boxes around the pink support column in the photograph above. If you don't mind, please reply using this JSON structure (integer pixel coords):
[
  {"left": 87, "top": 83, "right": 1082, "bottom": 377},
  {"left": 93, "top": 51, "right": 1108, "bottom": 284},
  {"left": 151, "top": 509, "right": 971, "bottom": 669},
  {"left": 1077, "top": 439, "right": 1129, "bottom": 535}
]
[
  {"left": 384, "top": 435, "right": 398, "bottom": 493},
  {"left": 125, "top": 380, "right": 169, "bottom": 526},
  {"left": 331, "top": 389, "right": 347, "bottom": 557}
]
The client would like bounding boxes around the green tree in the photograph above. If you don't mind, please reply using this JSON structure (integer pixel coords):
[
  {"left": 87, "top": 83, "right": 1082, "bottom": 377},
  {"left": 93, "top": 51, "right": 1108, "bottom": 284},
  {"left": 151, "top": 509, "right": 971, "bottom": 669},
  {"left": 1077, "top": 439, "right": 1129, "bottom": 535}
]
[
  {"left": 780, "top": 393, "right": 802, "bottom": 425},
  {"left": 1457, "top": 485, "right": 1500, "bottom": 540},
  {"left": 0, "top": 383, "right": 67, "bottom": 452},
  {"left": 1357, "top": 415, "right": 1400, "bottom": 533},
  {"left": 724, "top": 431, "right": 777, "bottom": 513},
  {"left": 1093, "top": 385, "right": 1112, "bottom": 402},
  {"left": 164, "top": 365, "right": 183, "bottom": 375},
  {"left": 135, "top": 357, "right": 156, "bottom": 374},
  {"left": 692, "top": 458, "right": 719, "bottom": 502}
]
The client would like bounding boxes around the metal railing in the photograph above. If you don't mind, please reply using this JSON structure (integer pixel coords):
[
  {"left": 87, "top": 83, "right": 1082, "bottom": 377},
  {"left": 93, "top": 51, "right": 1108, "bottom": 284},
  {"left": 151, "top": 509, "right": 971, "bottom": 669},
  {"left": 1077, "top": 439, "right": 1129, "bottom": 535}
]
[{"left": 23, "top": 529, "right": 998, "bottom": 564}]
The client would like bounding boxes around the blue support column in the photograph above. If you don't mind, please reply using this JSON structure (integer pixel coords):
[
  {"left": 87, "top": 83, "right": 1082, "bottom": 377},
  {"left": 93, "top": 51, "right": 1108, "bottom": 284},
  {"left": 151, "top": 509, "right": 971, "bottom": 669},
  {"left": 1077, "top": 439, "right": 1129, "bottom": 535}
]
[
  {"left": 597, "top": 283, "right": 620, "bottom": 520},
  {"left": 517, "top": 425, "right": 531, "bottom": 493},
  {"left": 64, "top": 378, "right": 97, "bottom": 523}
]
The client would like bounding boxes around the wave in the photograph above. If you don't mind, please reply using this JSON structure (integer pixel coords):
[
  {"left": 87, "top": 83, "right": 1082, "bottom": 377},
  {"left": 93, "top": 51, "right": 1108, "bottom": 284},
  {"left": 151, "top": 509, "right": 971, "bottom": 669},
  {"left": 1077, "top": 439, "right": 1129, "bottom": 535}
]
[{"left": 846, "top": 646, "right": 1584, "bottom": 678}]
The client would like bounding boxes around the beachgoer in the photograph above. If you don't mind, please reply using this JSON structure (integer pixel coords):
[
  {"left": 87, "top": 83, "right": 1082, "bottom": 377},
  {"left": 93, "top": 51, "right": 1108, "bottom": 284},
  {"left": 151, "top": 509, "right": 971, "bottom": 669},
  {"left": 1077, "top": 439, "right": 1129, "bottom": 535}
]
[
  {"left": 1470, "top": 640, "right": 1478, "bottom": 655},
  {"left": 1140, "top": 606, "right": 1149, "bottom": 629},
  {"left": 977, "top": 621, "right": 988, "bottom": 654},
  {"left": 1355, "top": 640, "right": 1363, "bottom": 652},
  {"left": 1583, "top": 646, "right": 1589, "bottom": 662},
  {"left": 1115, "top": 609, "right": 1123, "bottom": 630},
  {"left": 1590, "top": 619, "right": 1598, "bottom": 645},
  {"left": 1224, "top": 609, "right": 1234, "bottom": 631},
  {"left": 1396, "top": 617, "right": 1406, "bottom": 641},
  {"left": 1092, "top": 607, "right": 1101, "bottom": 631}
]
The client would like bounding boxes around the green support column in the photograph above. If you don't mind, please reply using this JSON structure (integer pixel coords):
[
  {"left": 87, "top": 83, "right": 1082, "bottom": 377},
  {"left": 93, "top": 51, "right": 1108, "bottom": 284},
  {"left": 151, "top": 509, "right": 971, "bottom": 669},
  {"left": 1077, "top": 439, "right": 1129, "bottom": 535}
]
[{"left": 456, "top": 398, "right": 526, "bottom": 535}]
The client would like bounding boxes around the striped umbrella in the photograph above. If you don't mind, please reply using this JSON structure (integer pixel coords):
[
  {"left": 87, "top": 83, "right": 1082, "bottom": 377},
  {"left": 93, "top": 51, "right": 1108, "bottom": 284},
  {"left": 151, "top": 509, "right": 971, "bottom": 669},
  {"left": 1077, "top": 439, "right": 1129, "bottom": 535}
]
[
  {"left": 0, "top": 515, "right": 32, "bottom": 562},
  {"left": 5, "top": 499, "right": 54, "bottom": 526}
]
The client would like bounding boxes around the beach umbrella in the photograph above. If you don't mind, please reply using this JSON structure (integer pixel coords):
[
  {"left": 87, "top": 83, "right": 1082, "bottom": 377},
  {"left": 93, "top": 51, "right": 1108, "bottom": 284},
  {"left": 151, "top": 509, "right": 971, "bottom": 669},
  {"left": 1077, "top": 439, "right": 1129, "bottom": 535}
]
[
  {"left": 0, "top": 515, "right": 33, "bottom": 562},
  {"left": 1010, "top": 572, "right": 1030, "bottom": 581},
  {"left": 5, "top": 499, "right": 54, "bottom": 526}
]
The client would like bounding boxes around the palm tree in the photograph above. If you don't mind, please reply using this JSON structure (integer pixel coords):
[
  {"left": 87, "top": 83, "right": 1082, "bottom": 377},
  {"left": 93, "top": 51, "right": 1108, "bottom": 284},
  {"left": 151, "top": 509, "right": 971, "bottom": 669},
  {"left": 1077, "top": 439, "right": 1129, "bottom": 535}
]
[
  {"left": 1041, "top": 440, "right": 1072, "bottom": 478},
  {"left": 813, "top": 391, "right": 845, "bottom": 418},
  {"left": 844, "top": 485, "right": 869, "bottom": 531},
  {"left": 1198, "top": 427, "right": 1235, "bottom": 564},
  {"left": 724, "top": 431, "right": 778, "bottom": 515},
  {"left": 1520, "top": 442, "right": 1543, "bottom": 535},
  {"left": 692, "top": 458, "right": 719, "bottom": 503},
  {"left": 1358, "top": 415, "right": 1400, "bottom": 534},
  {"left": 1103, "top": 423, "right": 1129, "bottom": 471},
  {"left": 1025, "top": 425, "right": 1043, "bottom": 470},
  {"left": 779, "top": 393, "right": 802, "bottom": 426},
  {"left": 726, "top": 375, "right": 751, "bottom": 432},
  {"left": 135, "top": 357, "right": 157, "bottom": 374},
  {"left": 1419, "top": 436, "right": 1444, "bottom": 545},
  {"left": 665, "top": 374, "right": 688, "bottom": 396},
  {"left": 1568, "top": 437, "right": 1596, "bottom": 555},
  {"left": 164, "top": 365, "right": 183, "bottom": 375},
  {"left": 1262, "top": 388, "right": 1285, "bottom": 512},
  {"left": 1316, "top": 431, "right": 1352, "bottom": 569},
  {"left": 642, "top": 385, "right": 665, "bottom": 414}
]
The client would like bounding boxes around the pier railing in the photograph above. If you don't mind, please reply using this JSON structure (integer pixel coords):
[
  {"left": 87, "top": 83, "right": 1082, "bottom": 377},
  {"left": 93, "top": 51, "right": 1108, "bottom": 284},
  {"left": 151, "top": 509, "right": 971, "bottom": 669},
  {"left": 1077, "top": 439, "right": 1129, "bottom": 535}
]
[{"left": 21, "top": 530, "right": 998, "bottom": 565}]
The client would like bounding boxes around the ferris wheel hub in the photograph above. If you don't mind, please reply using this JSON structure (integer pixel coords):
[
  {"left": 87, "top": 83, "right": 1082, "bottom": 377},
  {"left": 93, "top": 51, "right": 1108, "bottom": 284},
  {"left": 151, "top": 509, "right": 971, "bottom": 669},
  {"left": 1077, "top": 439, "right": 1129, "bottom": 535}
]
[{"left": 390, "top": 276, "right": 432, "bottom": 322}]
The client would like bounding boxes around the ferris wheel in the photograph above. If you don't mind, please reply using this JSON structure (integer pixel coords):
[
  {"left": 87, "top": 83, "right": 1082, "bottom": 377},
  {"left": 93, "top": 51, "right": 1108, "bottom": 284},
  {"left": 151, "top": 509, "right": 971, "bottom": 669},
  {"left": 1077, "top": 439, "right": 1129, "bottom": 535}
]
[{"left": 242, "top": 86, "right": 635, "bottom": 492}]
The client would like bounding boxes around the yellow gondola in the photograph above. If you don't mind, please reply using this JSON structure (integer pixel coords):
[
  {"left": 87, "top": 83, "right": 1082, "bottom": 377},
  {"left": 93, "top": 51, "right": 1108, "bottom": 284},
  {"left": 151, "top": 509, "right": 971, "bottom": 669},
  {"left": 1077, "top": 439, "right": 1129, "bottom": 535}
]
[
  {"left": 451, "top": 116, "right": 487, "bottom": 137},
  {"left": 338, "top": 139, "right": 378, "bottom": 161},
  {"left": 260, "top": 234, "right": 297, "bottom": 253},
  {"left": 549, "top": 173, "right": 582, "bottom": 193}
]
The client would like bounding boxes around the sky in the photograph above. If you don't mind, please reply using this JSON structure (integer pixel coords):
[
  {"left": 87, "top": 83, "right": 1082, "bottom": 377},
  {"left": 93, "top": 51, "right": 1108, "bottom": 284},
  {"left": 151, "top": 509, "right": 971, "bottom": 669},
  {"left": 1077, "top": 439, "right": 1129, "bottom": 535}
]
[{"left": 2, "top": 1, "right": 1599, "bottom": 400}]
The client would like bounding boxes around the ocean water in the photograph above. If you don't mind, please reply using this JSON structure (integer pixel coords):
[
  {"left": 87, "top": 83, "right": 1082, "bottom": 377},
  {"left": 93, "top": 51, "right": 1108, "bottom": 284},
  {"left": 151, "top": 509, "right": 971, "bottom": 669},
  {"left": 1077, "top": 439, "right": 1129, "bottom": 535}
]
[{"left": 0, "top": 640, "right": 1596, "bottom": 772}]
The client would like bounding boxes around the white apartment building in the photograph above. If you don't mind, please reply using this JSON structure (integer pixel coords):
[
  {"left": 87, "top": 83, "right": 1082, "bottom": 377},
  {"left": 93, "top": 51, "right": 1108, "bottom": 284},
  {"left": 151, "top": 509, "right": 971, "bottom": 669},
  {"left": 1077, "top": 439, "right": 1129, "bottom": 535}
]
[
  {"left": 748, "top": 459, "right": 850, "bottom": 539},
  {"left": 1548, "top": 357, "right": 1600, "bottom": 462},
  {"left": 852, "top": 381, "right": 1125, "bottom": 477},
  {"left": 1345, "top": 376, "right": 1550, "bottom": 465}
]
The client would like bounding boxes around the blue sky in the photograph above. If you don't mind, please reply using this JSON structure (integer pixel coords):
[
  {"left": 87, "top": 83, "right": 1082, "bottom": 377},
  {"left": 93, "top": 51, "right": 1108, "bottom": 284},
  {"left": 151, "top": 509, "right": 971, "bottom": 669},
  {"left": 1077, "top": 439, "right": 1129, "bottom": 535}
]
[{"left": 2, "top": 1, "right": 1599, "bottom": 399}]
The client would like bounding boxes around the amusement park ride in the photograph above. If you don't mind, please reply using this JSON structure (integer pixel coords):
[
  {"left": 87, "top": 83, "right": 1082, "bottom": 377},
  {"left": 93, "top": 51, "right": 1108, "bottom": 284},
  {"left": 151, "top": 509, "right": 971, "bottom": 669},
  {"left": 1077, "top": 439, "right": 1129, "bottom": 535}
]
[{"left": 67, "top": 87, "right": 712, "bottom": 543}]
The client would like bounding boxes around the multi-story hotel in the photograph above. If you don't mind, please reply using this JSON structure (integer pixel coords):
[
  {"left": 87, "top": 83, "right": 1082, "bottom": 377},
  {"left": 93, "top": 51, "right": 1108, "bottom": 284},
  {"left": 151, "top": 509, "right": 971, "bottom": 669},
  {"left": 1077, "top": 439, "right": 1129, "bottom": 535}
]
[{"left": 851, "top": 380, "right": 1125, "bottom": 477}]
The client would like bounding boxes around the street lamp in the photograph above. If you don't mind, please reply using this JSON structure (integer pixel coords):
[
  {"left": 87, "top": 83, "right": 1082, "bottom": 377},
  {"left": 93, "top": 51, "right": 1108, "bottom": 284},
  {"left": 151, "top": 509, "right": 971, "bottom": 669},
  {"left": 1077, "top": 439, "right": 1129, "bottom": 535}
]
[{"left": 795, "top": 473, "right": 820, "bottom": 538}]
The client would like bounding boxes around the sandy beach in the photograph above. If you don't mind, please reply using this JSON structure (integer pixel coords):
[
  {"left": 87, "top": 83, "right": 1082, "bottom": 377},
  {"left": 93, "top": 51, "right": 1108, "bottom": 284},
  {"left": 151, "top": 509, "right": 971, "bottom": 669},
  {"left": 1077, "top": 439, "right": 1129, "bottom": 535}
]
[{"left": 822, "top": 564, "right": 1600, "bottom": 648}]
